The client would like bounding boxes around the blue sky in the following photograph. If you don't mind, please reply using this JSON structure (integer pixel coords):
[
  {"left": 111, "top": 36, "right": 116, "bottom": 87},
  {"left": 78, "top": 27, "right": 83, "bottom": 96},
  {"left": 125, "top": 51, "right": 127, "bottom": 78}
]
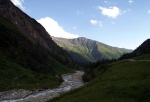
[{"left": 11, "top": 0, "right": 150, "bottom": 50}]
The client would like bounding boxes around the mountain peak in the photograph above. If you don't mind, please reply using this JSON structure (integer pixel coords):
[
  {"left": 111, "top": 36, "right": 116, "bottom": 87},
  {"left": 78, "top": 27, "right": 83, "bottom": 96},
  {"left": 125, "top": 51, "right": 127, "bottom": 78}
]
[
  {"left": 52, "top": 37, "right": 131, "bottom": 65},
  {"left": 0, "top": 0, "right": 68, "bottom": 52},
  {"left": 77, "top": 37, "right": 87, "bottom": 40}
]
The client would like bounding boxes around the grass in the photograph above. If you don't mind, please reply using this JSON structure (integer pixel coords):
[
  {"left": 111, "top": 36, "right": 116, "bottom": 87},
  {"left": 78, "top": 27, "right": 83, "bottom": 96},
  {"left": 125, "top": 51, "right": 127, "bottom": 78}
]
[
  {"left": 0, "top": 55, "right": 64, "bottom": 91},
  {"left": 48, "top": 57, "right": 73, "bottom": 75},
  {"left": 0, "top": 17, "right": 74, "bottom": 91},
  {"left": 53, "top": 37, "right": 131, "bottom": 64},
  {"left": 49, "top": 54, "right": 150, "bottom": 102},
  {"left": 133, "top": 53, "right": 150, "bottom": 60}
]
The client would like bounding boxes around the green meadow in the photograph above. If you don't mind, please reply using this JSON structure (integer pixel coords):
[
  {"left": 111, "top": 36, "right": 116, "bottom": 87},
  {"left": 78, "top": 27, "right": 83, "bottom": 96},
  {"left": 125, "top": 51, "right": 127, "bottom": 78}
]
[{"left": 49, "top": 54, "right": 150, "bottom": 102}]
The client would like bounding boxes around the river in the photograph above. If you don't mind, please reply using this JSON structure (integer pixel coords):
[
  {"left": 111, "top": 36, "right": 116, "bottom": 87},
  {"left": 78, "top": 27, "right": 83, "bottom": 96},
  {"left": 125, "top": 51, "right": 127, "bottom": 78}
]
[{"left": 0, "top": 71, "right": 84, "bottom": 102}]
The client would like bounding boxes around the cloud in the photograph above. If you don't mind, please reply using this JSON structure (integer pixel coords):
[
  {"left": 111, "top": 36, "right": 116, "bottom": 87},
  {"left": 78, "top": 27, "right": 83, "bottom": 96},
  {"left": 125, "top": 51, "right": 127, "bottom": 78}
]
[
  {"left": 129, "top": 0, "right": 133, "bottom": 4},
  {"left": 148, "top": 10, "right": 150, "bottom": 13},
  {"left": 98, "top": 6, "right": 121, "bottom": 18},
  {"left": 90, "top": 20, "right": 98, "bottom": 25},
  {"left": 11, "top": 0, "right": 25, "bottom": 10},
  {"left": 37, "top": 17, "right": 79, "bottom": 39},
  {"left": 90, "top": 20, "right": 102, "bottom": 27}
]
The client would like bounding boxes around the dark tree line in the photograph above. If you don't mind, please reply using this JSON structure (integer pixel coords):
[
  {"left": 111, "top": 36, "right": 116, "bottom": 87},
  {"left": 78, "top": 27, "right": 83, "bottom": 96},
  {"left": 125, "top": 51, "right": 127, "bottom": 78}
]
[{"left": 82, "top": 59, "right": 117, "bottom": 82}]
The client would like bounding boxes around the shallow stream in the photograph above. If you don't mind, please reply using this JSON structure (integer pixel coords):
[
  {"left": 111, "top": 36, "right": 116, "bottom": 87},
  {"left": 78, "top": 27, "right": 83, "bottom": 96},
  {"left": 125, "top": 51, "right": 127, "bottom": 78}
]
[{"left": 1, "top": 71, "right": 84, "bottom": 102}]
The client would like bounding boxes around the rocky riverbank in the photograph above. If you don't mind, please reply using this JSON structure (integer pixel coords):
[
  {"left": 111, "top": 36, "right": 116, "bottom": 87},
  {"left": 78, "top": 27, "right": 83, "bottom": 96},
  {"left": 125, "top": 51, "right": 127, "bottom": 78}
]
[{"left": 0, "top": 71, "right": 84, "bottom": 102}]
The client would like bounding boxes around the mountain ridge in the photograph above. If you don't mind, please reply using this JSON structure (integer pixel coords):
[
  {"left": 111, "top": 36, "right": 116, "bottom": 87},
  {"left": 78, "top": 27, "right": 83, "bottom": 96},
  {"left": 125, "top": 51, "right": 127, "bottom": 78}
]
[
  {"left": 0, "top": 0, "right": 77, "bottom": 91},
  {"left": 0, "top": 0, "right": 76, "bottom": 64},
  {"left": 120, "top": 39, "right": 150, "bottom": 59},
  {"left": 52, "top": 37, "right": 132, "bottom": 65},
  {"left": 0, "top": 0, "right": 72, "bottom": 59}
]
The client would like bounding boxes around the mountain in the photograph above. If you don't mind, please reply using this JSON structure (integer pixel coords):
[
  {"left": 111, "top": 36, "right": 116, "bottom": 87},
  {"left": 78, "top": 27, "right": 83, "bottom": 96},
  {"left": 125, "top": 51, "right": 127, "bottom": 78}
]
[
  {"left": 0, "top": 0, "right": 77, "bottom": 91},
  {"left": 49, "top": 40, "right": 150, "bottom": 102},
  {"left": 52, "top": 37, "right": 132, "bottom": 65},
  {"left": 120, "top": 39, "right": 150, "bottom": 59},
  {"left": 0, "top": 0, "right": 71, "bottom": 59}
]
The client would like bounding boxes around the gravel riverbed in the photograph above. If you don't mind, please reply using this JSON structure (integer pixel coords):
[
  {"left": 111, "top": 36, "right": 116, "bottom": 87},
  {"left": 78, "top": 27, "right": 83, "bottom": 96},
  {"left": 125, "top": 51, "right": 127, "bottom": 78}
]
[{"left": 0, "top": 71, "right": 84, "bottom": 102}]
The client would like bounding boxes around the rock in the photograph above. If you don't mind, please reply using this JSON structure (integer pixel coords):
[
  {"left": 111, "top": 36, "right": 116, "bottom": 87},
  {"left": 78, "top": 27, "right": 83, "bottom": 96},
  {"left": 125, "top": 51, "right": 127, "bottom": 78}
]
[
  {"left": 0, "top": 89, "right": 32, "bottom": 101},
  {"left": 0, "top": 71, "right": 84, "bottom": 102}
]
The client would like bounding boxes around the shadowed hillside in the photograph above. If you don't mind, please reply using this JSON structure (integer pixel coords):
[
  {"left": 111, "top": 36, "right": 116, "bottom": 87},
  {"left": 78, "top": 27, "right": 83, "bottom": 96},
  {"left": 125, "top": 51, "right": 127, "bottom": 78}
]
[
  {"left": 120, "top": 39, "right": 150, "bottom": 59},
  {"left": 0, "top": 0, "right": 78, "bottom": 91}
]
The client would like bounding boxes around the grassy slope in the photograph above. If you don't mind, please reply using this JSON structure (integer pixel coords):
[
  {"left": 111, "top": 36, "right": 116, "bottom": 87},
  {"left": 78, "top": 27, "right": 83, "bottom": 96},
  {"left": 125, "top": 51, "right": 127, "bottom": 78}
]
[
  {"left": 49, "top": 54, "right": 150, "bottom": 102},
  {"left": 0, "top": 55, "right": 73, "bottom": 91},
  {"left": 54, "top": 39, "right": 94, "bottom": 62},
  {"left": 0, "top": 17, "right": 73, "bottom": 91},
  {"left": 133, "top": 53, "right": 150, "bottom": 60},
  {"left": 98, "top": 44, "right": 129, "bottom": 59},
  {"left": 53, "top": 37, "right": 131, "bottom": 64}
]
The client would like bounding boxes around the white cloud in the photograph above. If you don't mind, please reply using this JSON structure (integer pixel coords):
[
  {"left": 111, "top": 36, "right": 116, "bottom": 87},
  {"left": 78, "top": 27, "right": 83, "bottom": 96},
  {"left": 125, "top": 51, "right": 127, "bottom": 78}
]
[
  {"left": 37, "top": 17, "right": 79, "bottom": 39},
  {"left": 129, "top": 0, "right": 133, "bottom": 4},
  {"left": 98, "top": 6, "right": 121, "bottom": 18},
  {"left": 90, "top": 20, "right": 102, "bottom": 27},
  {"left": 148, "top": 10, "right": 150, "bottom": 13},
  {"left": 90, "top": 20, "right": 98, "bottom": 25},
  {"left": 11, "top": 0, "right": 25, "bottom": 10}
]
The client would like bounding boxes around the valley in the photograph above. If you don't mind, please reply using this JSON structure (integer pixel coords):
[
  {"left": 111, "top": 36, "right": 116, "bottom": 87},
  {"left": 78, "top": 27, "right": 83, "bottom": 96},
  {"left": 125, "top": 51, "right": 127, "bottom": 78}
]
[
  {"left": 0, "top": 0, "right": 150, "bottom": 102},
  {"left": 49, "top": 54, "right": 150, "bottom": 102}
]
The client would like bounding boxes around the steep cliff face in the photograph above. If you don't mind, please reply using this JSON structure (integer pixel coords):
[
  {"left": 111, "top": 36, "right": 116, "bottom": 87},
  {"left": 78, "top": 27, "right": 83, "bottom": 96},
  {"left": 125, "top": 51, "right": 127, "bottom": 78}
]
[
  {"left": 0, "top": 0, "right": 71, "bottom": 59},
  {"left": 0, "top": 0, "right": 71, "bottom": 60}
]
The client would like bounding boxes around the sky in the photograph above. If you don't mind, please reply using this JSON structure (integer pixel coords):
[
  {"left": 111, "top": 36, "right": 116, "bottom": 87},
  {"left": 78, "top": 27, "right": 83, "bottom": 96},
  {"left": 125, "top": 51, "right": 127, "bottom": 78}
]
[{"left": 10, "top": 0, "right": 150, "bottom": 50}]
